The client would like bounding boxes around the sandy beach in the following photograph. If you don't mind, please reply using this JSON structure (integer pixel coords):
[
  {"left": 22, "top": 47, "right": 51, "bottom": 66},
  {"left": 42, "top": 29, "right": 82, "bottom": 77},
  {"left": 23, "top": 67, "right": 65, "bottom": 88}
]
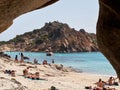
[{"left": 0, "top": 57, "right": 120, "bottom": 90}]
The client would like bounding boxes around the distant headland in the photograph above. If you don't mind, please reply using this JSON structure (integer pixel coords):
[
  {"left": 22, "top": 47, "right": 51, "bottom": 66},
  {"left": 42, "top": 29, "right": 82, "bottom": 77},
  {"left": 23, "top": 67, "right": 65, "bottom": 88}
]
[{"left": 0, "top": 21, "right": 98, "bottom": 52}]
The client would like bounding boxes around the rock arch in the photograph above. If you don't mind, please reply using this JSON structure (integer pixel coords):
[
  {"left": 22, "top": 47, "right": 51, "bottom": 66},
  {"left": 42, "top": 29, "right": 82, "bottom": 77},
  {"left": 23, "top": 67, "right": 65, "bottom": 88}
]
[
  {"left": 0, "top": 0, "right": 120, "bottom": 78},
  {"left": 0, "top": 0, "right": 58, "bottom": 33},
  {"left": 97, "top": 0, "right": 120, "bottom": 78}
]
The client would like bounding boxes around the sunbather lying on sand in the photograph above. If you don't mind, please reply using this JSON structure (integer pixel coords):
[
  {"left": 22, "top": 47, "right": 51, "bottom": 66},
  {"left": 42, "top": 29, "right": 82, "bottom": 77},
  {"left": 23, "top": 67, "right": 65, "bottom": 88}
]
[
  {"left": 25, "top": 72, "right": 47, "bottom": 80},
  {"left": 93, "top": 78, "right": 116, "bottom": 90},
  {"left": 26, "top": 72, "right": 40, "bottom": 79}
]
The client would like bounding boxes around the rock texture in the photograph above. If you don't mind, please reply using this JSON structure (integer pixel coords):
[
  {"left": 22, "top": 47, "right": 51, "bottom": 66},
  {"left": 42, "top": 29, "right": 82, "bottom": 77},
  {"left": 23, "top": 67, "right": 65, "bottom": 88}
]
[
  {"left": 0, "top": 21, "right": 98, "bottom": 52},
  {"left": 97, "top": 0, "right": 120, "bottom": 78},
  {"left": 0, "top": 0, "right": 58, "bottom": 33}
]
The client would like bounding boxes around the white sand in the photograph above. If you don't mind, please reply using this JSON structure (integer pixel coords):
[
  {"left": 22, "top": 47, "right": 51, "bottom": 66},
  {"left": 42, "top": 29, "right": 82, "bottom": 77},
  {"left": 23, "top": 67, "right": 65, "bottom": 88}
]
[{"left": 0, "top": 57, "right": 120, "bottom": 90}]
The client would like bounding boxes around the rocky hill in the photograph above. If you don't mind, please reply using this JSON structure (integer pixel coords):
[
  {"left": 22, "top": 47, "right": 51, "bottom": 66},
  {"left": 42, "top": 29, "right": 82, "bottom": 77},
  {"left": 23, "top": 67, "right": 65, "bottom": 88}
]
[{"left": 0, "top": 21, "right": 98, "bottom": 52}]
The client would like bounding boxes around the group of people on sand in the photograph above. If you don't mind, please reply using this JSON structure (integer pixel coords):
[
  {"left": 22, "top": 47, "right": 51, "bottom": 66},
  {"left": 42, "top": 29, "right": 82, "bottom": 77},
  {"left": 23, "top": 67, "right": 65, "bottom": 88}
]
[
  {"left": 3, "top": 67, "right": 42, "bottom": 80},
  {"left": 3, "top": 65, "right": 42, "bottom": 80},
  {"left": 86, "top": 77, "right": 119, "bottom": 90},
  {"left": 94, "top": 77, "right": 119, "bottom": 90},
  {"left": 23, "top": 67, "right": 44, "bottom": 80},
  {"left": 14, "top": 53, "right": 55, "bottom": 66}
]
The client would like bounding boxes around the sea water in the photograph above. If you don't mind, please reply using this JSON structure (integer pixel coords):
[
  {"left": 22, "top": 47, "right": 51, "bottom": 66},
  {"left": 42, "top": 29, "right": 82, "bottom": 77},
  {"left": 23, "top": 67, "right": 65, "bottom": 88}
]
[{"left": 4, "top": 52, "right": 117, "bottom": 76}]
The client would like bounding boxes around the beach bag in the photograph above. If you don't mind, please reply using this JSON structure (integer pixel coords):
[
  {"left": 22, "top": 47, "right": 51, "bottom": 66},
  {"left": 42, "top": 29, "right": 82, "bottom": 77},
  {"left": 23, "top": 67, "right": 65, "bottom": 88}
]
[{"left": 85, "top": 86, "right": 92, "bottom": 89}]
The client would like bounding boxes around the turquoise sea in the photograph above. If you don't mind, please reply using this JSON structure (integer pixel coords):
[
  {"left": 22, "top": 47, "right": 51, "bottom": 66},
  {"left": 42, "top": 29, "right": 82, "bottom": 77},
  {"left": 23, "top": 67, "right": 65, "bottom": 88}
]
[{"left": 4, "top": 52, "right": 116, "bottom": 76}]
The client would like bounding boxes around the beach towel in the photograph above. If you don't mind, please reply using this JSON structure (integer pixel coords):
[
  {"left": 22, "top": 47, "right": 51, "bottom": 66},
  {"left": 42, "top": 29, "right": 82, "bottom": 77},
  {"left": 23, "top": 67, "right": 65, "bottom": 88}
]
[{"left": 28, "top": 77, "right": 47, "bottom": 81}]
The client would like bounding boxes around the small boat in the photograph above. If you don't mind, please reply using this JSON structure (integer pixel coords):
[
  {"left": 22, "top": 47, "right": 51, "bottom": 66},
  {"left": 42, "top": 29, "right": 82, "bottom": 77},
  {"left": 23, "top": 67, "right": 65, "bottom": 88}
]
[
  {"left": 46, "top": 52, "right": 53, "bottom": 56},
  {"left": 23, "top": 56, "right": 29, "bottom": 59}
]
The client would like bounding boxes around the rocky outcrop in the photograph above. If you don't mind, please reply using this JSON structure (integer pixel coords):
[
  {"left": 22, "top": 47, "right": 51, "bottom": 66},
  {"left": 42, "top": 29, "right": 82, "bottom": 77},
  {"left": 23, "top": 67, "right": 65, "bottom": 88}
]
[
  {"left": 0, "top": 52, "right": 11, "bottom": 58},
  {"left": 0, "top": 0, "right": 58, "bottom": 33},
  {"left": 0, "top": 21, "right": 98, "bottom": 52},
  {"left": 97, "top": 0, "right": 120, "bottom": 79}
]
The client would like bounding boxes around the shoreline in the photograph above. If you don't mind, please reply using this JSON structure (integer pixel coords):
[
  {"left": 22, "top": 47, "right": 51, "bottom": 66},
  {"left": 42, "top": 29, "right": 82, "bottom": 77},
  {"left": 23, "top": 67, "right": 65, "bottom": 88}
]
[
  {"left": 0, "top": 57, "right": 120, "bottom": 90},
  {"left": 4, "top": 51, "right": 116, "bottom": 76},
  {"left": 59, "top": 65, "right": 117, "bottom": 77}
]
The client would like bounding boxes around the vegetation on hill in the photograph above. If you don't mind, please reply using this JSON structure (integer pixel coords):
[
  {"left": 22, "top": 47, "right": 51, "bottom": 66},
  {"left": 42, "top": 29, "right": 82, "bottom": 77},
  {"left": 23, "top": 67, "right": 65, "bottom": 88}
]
[{"left": 0, "top": 21, "right": 98, "bottom": 52}]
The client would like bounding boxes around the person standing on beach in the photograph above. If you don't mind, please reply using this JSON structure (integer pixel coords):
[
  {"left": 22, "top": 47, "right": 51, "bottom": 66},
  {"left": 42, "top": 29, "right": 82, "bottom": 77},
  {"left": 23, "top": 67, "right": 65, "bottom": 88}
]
[
  {"left": 20, "top": 52, "right": 24, "bottom": 63},
  {"left": 15, "top": 55, "right": 18, "bottom": 63}
]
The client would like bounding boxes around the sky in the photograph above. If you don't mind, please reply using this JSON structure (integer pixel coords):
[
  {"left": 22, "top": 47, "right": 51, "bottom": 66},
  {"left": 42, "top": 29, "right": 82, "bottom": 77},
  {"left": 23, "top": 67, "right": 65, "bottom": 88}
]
[{"left": 0, "top": 0, "right": 99, "bottom": 41}]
